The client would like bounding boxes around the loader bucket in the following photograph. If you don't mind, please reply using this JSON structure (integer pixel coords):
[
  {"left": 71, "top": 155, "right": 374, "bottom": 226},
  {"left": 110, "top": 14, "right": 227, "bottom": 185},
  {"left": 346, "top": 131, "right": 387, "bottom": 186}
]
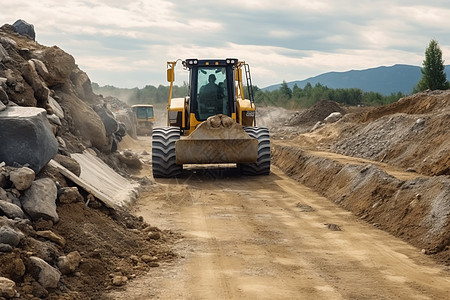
[{"left": 175, "top": 115, "right": 258, "bottom": 164}]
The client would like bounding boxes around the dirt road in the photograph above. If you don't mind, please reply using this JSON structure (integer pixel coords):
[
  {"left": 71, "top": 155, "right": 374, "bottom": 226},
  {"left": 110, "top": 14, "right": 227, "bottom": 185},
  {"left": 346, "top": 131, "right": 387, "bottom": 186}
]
[{"left": 109, "top": 137, "right": 450, "bottom": 299}]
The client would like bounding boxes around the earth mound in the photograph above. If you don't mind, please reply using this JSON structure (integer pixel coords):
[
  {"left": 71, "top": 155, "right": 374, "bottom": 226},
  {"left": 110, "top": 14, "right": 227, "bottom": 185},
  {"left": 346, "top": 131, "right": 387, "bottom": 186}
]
[
  {"left": 269, "top": 90, "right": 450, "bottom": 265},
  {"left": 286, "top": 99, "right": 346, "bottom": 126},
  {"left": 332, "top": 90, "right": 450, "bottom": 176}
]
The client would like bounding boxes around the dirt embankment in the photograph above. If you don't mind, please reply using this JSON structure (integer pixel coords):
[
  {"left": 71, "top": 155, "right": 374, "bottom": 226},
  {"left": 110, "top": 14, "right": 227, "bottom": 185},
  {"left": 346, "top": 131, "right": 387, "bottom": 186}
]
[
  {"left": 269, "top": 91, "right": 450, "bottom": 265},
  {"left": 332, "top": 90, "right": 450, "bottom": 176}
]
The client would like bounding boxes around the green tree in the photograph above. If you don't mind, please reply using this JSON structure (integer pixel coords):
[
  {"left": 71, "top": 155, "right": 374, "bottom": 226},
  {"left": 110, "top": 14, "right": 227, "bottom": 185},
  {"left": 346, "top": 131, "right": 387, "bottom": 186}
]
[
  {"left": 280, "top": 81, "right": 292, "bottom": 99},
  {"left": 415, "top": 39, "right": 449, "bottom": 92}
]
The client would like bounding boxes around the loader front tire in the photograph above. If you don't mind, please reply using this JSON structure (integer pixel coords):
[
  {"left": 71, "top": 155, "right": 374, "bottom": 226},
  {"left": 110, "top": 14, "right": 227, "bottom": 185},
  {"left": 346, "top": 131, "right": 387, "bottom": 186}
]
[
  {"left": 152, "top": 127, "right": 182, "bottom": 178},
  {"left": 239, "top": 127, "right": 271, "bottom": 175}
]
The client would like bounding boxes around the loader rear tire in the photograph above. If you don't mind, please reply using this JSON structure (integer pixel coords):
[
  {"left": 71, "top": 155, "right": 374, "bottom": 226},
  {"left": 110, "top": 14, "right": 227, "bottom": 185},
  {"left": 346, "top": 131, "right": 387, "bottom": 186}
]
[
  {"left": 239, "top": 127, "right": 271, "bottom": 175},
  {"left": 152, "top": 127, "right": 182, "bottom": 178}
]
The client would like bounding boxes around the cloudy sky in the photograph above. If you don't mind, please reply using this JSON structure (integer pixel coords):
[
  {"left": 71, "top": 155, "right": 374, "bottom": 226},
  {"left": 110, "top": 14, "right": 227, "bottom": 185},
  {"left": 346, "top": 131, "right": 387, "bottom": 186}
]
[{"left": 2, "top": 1, "right": 450, "bottom": 89}]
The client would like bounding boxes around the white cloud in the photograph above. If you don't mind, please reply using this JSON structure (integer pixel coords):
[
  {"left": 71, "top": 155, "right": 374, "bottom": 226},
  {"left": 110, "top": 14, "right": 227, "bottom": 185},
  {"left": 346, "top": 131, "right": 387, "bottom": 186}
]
[
  {"left": 268, "top": 30, "right": 295, "bottom": 39},
  {"left": 1, "top": 0, "right": 449, "bottom": 88}
]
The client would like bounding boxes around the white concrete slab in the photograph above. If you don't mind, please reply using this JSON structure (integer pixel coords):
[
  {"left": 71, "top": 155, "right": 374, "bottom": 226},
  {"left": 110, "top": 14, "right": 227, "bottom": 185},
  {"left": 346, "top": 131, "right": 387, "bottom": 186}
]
[{"left": 49, "top": 150, "right": 139, "bottom": 208}]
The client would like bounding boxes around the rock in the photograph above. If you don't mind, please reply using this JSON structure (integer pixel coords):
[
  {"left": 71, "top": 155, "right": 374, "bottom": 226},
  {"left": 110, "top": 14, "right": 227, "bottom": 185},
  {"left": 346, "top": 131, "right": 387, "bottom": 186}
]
[
  {"left": 59, "top": 92, "right": 110, "bottom": 152},
  {"left": 57, "top": 251, "right": 82, "bottom": 274},
  {"left": 130, "top": 255, "right": 139, "bottom": 263},
  {"left": 147, "top": 231, "right": 160, "bottom": 240},
  {"left": 0, "top": 44, "right": 9, "bottom": 63},
  {"left": 141, "top": 255, "right": 158, "bottom": 263},
  {"left": 0, "top": 225, "right": 23, "bottom": 247},
  {"left": 112, "top": 275, "right": 128, "bottom": 286},
  {"left": 71, "top": 69, "right": 95, "bottom": 101},
  {"left": 47, "top": 114, "right": 61, "bottom": 126},
  {"left": 9, "top": 167, "right": 35, "bottom": 190},
  {"left": 0, "top": 36, "right": 17, "bottom": 48},
  {"left": 94, "top": 104, "right": 119, "bottom": 136},
  {"left": 0, "top": 86, "right": 8, "bottom": 106},
  {"left": 0, "top": 200, "right": 24, "bottom": 219},
  {"left": 148, "top": 262, "right": 159, "bottom": 268},
  {"left": 416, "top": 118, "right": 425, "bottom": 125},
  {"left": 56, "top": 136, "right": 66, "bottom": 148},
  {"left": 41, "top": 46, "right": 76, "bottom": 86},
  {"left": 30, "top": 59, "right": 51, "bottom": 82},
  {"left": 116, "top": 151, "right": 142, "bottom": 169},
  {"left": 0, "top": 187, "right": 7, "bottom": 200},
  {"left": 0, "top": 276, "right": 16, "bottom": 298},
  {"left": 115, "top": 110, "right": 137, "bottom": 139},
  {"left": 0, "top": 243, "right": 13, "bottom": 252},
  {"left": 22, "top": 60, "right": 50, "bottom": 106},
  {"left": 311, "top": 121, "right": 324, "bottom": 131},
  {"left": 25, "top": 236, "right": 59, "bottom": 263},
  {"left": 12, "top": 19, "right": 35, "bottom": 40},
  {"left": 0, "top": 174, "right": 7, "bottom": 189},
  {"left": 5, "top": 191, "right": 21, "bottom": 207},
  {"left": 58, "top": 186, "right": 83, "bottom": 204},
  {"left": 325, "top": 223, "right": 342, "bottom": 231},
  {"left": 53, "top": 154, "right": 81, "bottom": 176},
  {"left": 47, "top": 96, "right": 64, "bottom": 119},
  {"left": 36, "top": 230, "right": 66, "bottom": 247},
  {"left": 21, "top": 178, "right": 59, "bottom": 223},
  {"left": 29, "top": 256, "right": 61, "bottom": 288},
  {"left": 324, "top": 112, "right": 343, "bottom": 123},
  {"left": 0, "top": 107, "right": 58, "bottom": 173}
]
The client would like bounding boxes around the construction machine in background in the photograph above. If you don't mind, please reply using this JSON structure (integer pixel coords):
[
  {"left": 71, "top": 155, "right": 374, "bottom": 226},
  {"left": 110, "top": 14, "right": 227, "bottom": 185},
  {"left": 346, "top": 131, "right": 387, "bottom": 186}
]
[
  {"left": 152, "top": 58, "right": 270, "bottom": 178},
  {"left": 131, "top": 104, "right": 155, "bottom": 136}
]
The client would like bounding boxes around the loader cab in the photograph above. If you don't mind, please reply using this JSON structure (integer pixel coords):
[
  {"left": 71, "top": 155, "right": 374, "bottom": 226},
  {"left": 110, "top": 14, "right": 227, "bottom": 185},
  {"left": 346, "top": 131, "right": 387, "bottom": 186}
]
[{"left": 184, "top": 59, "right": 238, "bottom": 122}]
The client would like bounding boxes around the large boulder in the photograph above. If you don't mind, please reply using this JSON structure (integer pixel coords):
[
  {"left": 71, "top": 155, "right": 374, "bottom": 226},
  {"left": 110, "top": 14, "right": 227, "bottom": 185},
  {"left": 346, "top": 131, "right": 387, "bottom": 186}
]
[
  {"left": 0, "top": 107, "right": 58, "bottom": 173},
  {"left": 41, "top": 46, "right": 76, "bottom": 87},
  {"left": 12, "top": 19, "right": 35, "bottom": 40},
  {"left": 115, "top": 110, "right": 137, "bottom": 139},
  {"left": 94, "top": 104, "right": 118, "bottom": 136},
  {"left": 58, "top": 92, "right": 110, "bottom": 152},
  {"left": 71, "top": 69, "right": 96, "bottom": 103}
]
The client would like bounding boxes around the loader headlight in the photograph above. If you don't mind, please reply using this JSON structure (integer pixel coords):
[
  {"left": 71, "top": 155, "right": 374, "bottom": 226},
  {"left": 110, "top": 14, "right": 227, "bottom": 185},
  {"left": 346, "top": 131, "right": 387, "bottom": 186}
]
[
  {"left": 186, "top": 59, "right": 198, "bottom": 65},
  {"left": 245, "top": 111, "right": 255, "bottom": 117}
]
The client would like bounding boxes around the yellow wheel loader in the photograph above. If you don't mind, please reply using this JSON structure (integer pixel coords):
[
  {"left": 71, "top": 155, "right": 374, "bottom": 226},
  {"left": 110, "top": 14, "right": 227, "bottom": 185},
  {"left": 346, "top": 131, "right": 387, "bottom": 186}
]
[
  {"left": 152, "top": 58, "right": 270, "bottom": 178},
  {"left": 131, "top": 104, "right": 155, "bottom": 135}
]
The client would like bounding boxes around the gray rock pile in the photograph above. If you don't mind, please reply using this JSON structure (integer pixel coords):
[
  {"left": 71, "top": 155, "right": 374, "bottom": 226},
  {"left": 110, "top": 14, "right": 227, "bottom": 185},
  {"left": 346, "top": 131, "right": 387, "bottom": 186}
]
[
  {"left": 0, "top": 20, "right": 137, "bottom": 158},
  {"left": 0, "top": 164, "right": 84, "bottom": 297},
  {"left": 0, "top": 20, "right": 141, "bottom": 298}
]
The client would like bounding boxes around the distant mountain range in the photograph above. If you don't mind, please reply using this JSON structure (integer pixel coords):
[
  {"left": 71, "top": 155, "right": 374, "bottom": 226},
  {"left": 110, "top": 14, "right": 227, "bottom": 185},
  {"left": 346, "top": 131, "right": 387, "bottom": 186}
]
[{"left": 263, "top": 64, "right": 450, "bottom": 95}]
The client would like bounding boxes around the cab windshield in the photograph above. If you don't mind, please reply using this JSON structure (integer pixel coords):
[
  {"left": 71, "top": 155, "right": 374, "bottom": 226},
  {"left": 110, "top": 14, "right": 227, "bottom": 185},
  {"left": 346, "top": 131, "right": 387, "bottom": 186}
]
[
  {"left": 133, "top": 106, "right": 154, "bottom": 119},
  {"left": 196, "top": 67, "right": 228, "bottom": 120}
]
